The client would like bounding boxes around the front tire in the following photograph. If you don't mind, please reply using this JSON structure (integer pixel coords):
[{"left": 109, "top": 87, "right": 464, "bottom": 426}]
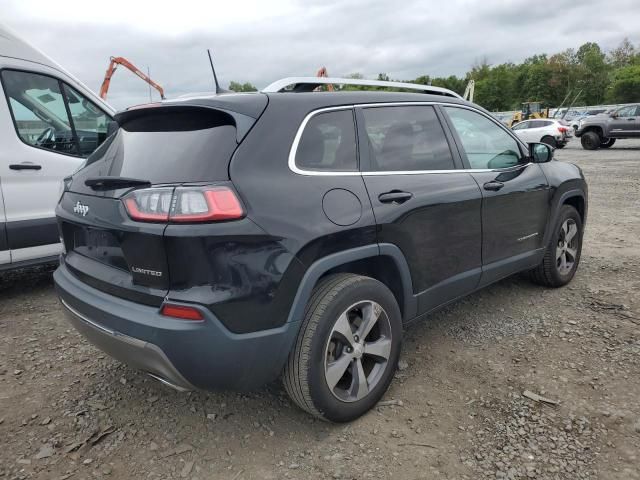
[
  {"left": 581, "top": 131, "right": 600, "bottom": 150},
  {"left": 529, "top": 205, "right": 583, "bottom": 288},
  {"left": 283, "top": 274, "right": 402, "bottom": 422},
  {"left": 600, "top": 138, "right": 616, "bottom": 148}
]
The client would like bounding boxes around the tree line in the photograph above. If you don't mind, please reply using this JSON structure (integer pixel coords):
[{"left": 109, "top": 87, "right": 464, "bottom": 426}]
[{"left": 229, "top": 38, "right": 640, "bottom": 111}]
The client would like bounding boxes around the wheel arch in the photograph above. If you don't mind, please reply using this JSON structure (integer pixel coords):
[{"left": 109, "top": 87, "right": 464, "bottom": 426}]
[
  {"left": 581, "top": 125, "right": 604, "bottom": 138},
  {"left": 286, "top": 244, "right": 416, "bottom": 325},
  {"left": 544, "top": 189, "right": 587, "bottom": 245}
]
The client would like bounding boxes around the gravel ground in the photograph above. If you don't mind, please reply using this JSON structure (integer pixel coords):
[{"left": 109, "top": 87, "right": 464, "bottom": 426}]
[{"left": 1, "top": 138, "right": 639, "bottom": 480}]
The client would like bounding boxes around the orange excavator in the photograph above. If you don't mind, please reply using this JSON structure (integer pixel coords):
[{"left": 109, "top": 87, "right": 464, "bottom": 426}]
[{"left": 100, "top": 56, "right": 165, "bottom": 101}]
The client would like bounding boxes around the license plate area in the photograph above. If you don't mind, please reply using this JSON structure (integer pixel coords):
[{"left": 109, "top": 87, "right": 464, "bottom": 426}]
[{"left": 72, "top": 226, "right": 129, "bottom": 271}]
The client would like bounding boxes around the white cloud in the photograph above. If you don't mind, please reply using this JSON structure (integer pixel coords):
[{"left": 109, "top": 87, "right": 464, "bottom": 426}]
[{"left": 2, "top": 0, "right": 639, "bottom": 109}]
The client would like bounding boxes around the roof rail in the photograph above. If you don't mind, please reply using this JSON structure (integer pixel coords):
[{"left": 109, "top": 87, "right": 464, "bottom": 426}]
[{"left": 262, "top": 77, "right": 463, "bottom": 99}]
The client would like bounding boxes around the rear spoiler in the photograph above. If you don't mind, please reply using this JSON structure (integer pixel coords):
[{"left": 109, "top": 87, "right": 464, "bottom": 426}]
[{"left": 114, "top": 103, "right": 264, "bottom": 143}]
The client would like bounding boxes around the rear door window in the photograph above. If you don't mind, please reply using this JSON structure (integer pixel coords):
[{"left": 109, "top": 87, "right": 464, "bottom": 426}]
[
  {"left": 361, "top": 105, "right": 455, "bottom": 171},
  {"left": 295, "top": 109, "right": 357, "bottom": 171}
]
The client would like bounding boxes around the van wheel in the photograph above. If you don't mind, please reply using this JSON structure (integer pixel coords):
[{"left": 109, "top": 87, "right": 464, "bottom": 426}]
[
  {"left": 541, "top": 136, "right": 557, "bottom": 148},
  {"left": 581, "top": 131, "right": 600, "bottom": 150},
  {"left": 283, "top": 274, "right": 402, "bottom": 422},
  {"left": 600, "top": 138, "right": 616, "bottom": 148},
  {"left": 529, "top": 205, "right": 583, "bottom": 288}
]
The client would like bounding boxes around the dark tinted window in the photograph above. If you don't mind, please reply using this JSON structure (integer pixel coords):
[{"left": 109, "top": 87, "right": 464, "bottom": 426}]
[
  {"left": 295, "top": 109, "right": 357, "bottom": 171},
  {"left": 444, "top": 106, "right": 522, "bottom": 170},
  {"left": 80, "top": 108, "right": 237, "bottom": 183},
  {"left": 362, "top": 106, "right": 454, "bottom": 171}
]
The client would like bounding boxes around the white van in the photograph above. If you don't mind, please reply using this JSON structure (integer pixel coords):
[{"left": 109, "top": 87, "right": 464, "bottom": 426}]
[{"left": 0, "top": 24, "right": 115, "bottom": 270}]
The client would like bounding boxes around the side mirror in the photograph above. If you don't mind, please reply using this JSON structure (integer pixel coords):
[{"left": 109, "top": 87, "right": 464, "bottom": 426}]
[
  {"left": 610, "top": 112, "right": 618, "bottom": 118},
  {"left": 530, "top": 142, "right": 553, "bottom": 163}
]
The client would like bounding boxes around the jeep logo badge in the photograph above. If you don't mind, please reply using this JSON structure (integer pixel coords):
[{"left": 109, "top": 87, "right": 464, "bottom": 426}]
[{"left": 73, "top": 201, "right": 89, "bottom": 217}]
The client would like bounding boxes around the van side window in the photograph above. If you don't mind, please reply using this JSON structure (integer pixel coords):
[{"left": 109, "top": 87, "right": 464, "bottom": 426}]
[
  {"left": 63, "top": 85, "right": 110, "bottom": 157},
  {"left": 295, "top": 109, "right": 358, "bottom": 171},
  {"left": 1, "top": 70, "right": 112, "bottom": 157},
  {"left": 1, "top": 70, "right": 77, "bottom": 154}
]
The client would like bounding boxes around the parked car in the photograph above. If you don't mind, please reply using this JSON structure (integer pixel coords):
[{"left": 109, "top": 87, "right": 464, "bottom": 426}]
[
  {"left": 575, "top": 104, "right": 640, "bottom": 149},
  {"left": 54, "top": 77, "right": 588, "bottom": 422},
  {"left": 0, "top": 24, "right": 115, "bottom": 270},
  {"left": 512, "top": 119, "right": 571, "bottom": 148},
  {"left": 569, "top": 109, "right": 608, "bottom": 131}
]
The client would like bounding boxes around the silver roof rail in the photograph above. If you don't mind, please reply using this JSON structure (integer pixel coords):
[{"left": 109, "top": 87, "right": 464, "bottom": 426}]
[{"left": 262, "top": 77, "right": 463, "bottom": 99}]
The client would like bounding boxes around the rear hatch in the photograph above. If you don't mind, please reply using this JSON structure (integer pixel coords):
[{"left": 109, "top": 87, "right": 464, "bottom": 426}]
[{"left": 57, "top": 99, "right": 266, "bottom": 306}]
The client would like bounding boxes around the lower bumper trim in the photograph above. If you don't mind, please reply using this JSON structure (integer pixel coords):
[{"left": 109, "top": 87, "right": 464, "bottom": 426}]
[{"left": 60, "top": 298, "right": 195, "bottom": 392}]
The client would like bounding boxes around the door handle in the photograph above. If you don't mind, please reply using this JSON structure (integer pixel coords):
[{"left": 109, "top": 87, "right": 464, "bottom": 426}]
[
  {"left": 10, "top": 163, "right": 42, "bottom": 171},
  {"left": 627, "top": 118, "right": 635, "bottom": 121},
  {"left": 378, "top": 190, "right": 413, "bottom": 204},
  {"left": 483, "top": 181, "right": 504, "bottom": 191}
]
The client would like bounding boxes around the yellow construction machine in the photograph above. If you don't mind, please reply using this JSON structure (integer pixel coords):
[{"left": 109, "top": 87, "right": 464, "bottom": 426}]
[{"left": 510, "top": 102, "right": 551, "bottom": 127}]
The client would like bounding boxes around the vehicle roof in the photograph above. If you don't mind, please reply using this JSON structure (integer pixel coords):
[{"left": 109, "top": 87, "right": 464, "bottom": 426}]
[
  {"left": 160, "top": 90, "right": 470, "bottom": 119},
  {"left": 1, "top": 23, "right": 115, "bottom": 115},
  {"left": 0, "top": 23, "right": 62, "bottom": 69}
]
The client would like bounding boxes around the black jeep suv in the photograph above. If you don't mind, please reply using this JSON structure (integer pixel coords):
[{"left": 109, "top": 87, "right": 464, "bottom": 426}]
[{"left": 54, "top": 78, "right": 588, "bottom": 422}]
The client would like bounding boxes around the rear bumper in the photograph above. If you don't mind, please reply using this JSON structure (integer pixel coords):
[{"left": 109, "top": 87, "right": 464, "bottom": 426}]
[
  {"left": 54, "top": 262, "right": 300, "bottom": 391},
  {"left": 60, "top": 298, "right": 195, "bottom": 391}
]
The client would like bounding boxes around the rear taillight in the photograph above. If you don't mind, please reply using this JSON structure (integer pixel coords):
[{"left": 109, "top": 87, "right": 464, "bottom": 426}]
[
  {"left": 171, "top": 187, "right": 244, "bottom": 222},
  {"left": 123, "top": 186, "right": 244, "bottom": 223},
  {"left": 558, "top": 127, "right": 568, "bottom": 133},
  {"left": 123, "top": 187, "right": 173, "bottom": 222},
  {"left": 160, "top": 303, "right": 204, "bottom": 321}
]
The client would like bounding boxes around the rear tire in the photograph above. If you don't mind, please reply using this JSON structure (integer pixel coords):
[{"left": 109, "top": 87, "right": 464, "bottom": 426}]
[
  {"left": 581, "top": 131, "right": 600, "bottom": 150},
  {"left": 283, "top": 274, "right": 402, "bottom": 422},
  {"left": 529, "top": 205, "right": 583, "bottom": 288},
  {"left": 541, "top": 135, "right": 557, "bottom": 148},
  {"left": 600, "top": 138, "right": 616, "bottom": 148}
]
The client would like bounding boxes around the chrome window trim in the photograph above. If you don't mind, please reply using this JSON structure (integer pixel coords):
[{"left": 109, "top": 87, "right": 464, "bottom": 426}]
[
  {"left": 288, "top": 101, "right": 530, "bottom": 177},
  {"left": 288, "top": 106, "right": 361, "bottom": 176}
]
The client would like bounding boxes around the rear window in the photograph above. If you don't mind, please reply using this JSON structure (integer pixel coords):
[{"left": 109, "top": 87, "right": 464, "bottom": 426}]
[{"left": 81, "top": 107, "right": 237, "bottom": 183}]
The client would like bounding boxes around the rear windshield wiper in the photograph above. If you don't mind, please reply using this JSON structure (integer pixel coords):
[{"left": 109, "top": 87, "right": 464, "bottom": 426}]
[{"left": 85, "top": 176, "right": 151, "bottom": 191}]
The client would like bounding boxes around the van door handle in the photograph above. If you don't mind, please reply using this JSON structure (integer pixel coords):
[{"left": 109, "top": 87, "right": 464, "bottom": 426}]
[
  {"left": 10, "top": 163, "right": 42, "bottom": 171},
  {"left": 378, "top": 191, "right": 413, "bottom": 204},
  {"left": 483, "top": 181, "right": 504, "bottom": 191}
]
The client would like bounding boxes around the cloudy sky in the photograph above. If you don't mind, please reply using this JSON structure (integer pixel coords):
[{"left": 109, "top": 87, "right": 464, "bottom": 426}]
[{"left": 2, "top": 0, "right": 639, "bottom": 109}]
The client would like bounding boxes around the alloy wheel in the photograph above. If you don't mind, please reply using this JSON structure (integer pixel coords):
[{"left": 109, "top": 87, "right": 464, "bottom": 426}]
[
  {"left": 556, "top": 219, "right": 579, "bottom": 275},
  {"left": 324, "top": 301, "right": 392, "bottom": 403}
]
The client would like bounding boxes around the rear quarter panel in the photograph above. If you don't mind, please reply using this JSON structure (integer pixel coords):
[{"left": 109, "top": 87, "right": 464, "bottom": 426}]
[{"left": 228, "top": 98, "right": 377, "bottom": 326}]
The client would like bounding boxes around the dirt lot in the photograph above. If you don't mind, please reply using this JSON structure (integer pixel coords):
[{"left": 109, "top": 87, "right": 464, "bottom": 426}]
[{"left": 1, "top": 139, "right": 639, "bottom": 480}]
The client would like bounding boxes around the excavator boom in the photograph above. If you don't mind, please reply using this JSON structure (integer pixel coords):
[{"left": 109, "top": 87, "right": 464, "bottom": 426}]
[{"left": 100, "top": 56, "right": 165, "bottom": 100}]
